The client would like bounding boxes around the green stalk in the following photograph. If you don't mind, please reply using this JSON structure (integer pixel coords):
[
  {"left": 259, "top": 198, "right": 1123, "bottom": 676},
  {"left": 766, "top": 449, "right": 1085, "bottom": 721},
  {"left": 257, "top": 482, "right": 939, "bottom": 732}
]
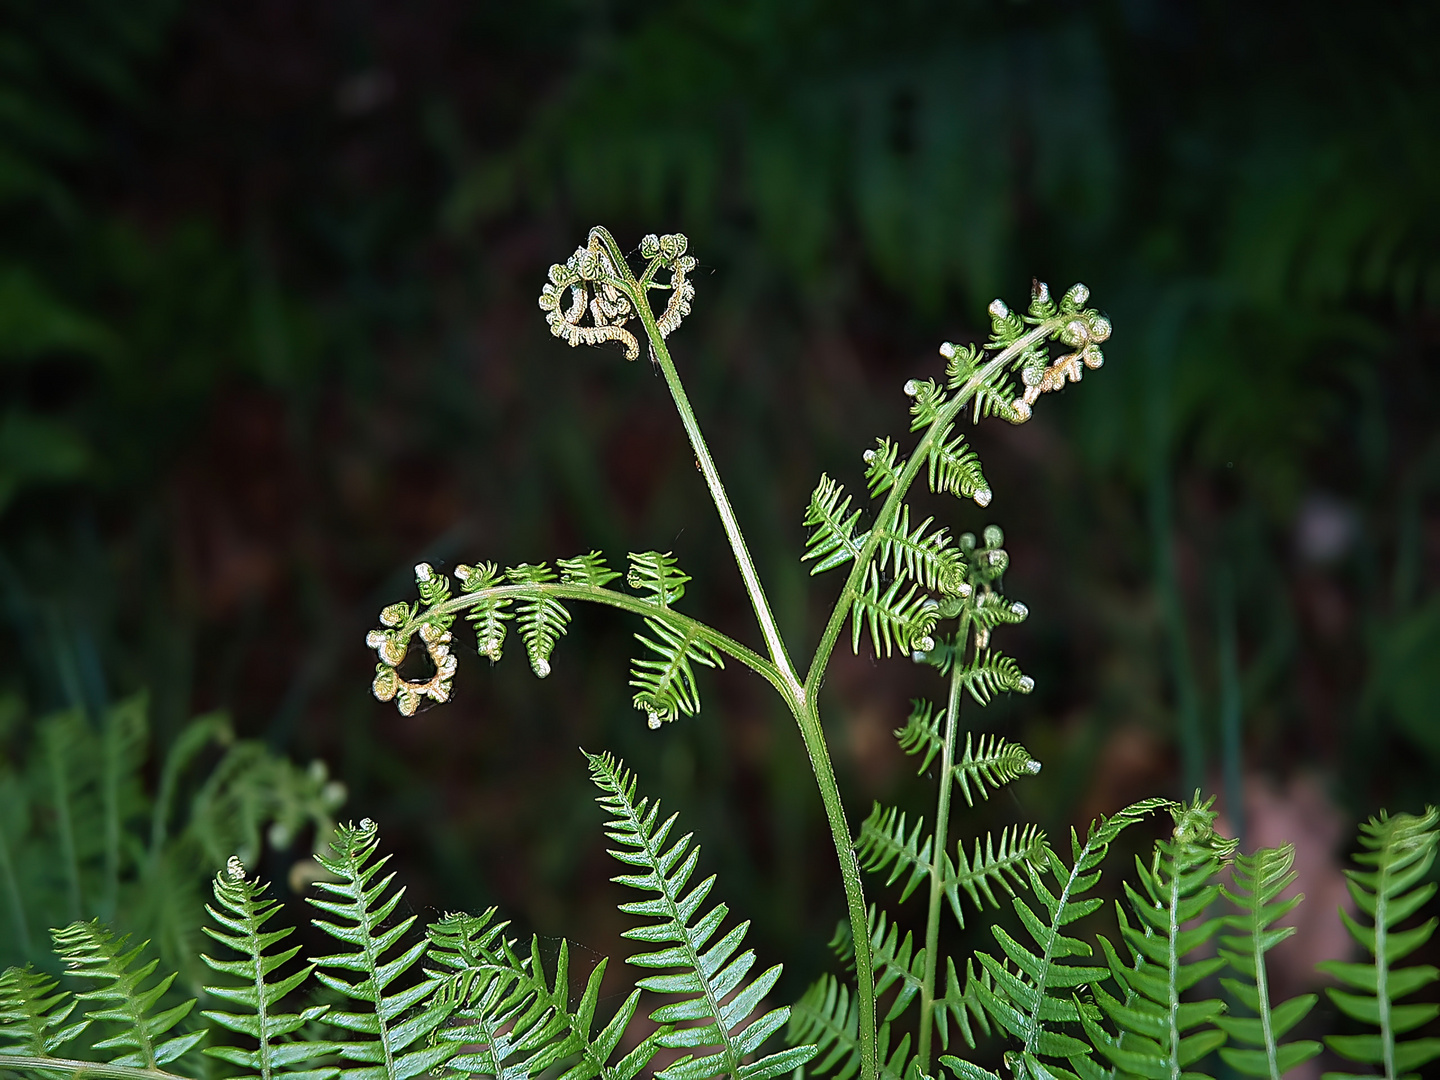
[{"left": 917, "top": 619, "right": 969, "bottom": 1073}]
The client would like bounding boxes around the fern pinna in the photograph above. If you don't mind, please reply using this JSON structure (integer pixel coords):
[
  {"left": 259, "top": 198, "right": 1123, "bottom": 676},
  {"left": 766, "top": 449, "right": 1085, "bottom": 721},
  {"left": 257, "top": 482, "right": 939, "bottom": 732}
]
[
  {"left": 588, "top": 751, "right": 814, "bottom": 1080},
  {"left": 1317, "top": 806, "right": 1440, "bottom": 1080}
]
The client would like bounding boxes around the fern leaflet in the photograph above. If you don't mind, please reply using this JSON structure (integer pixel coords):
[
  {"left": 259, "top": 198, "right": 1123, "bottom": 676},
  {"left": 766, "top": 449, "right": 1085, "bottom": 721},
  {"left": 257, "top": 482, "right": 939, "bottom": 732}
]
[
  {"left": 557, "top": 551, "right": 622, "bottom": 588},
  {"left": 1317, "top": 806, "right": 1440, "bottom": 1080},
  {"left": 855, "top": 805, "right": 933, "bottom": 905},
  {"left": 850, "top": 578, "right": 939, "bottom": 658},
  {"left": 0, "top": 966, "right": 89, "bottom": 1058},
  {"left": 201, "top": 858, "right": 337, "bottom": 1080},
  {"left": 630, "top": 617, "right": 724, "bottom": 726},
  {"left": 627, "top": 551, "right": 691, "bottom": 607},
  {"left": 1215, "top": 845, "right": 1320, "bottom": 1079},
  {"left": 52, "top": 921, "right": 203, "bottom": 1069},
  {"left": 308, "top": 819, "right": 454, "bottom": 1080},
  {"left": 803, "top": 477, "right": 867, "bottom": 575},
  {"left": 957, "top": 651, "right": 1032, "bottom": 706},
  {"left": 457, "top": 563, "right": 512, "bottom": 661},
  {"left": 506, "top": 564, "right": 572, "bottom": 678},
  {"left": 863, "top": 439, "right": 906, "bottom": 498},
  {"left": 787, "top": 977, "right": 910, "bottom": 1080},
  {"left": 952, "top": 733, "right": 1042, "bottom": 808},
  {"left": 872, "top": 506, "right": 964, "bottom": 597},
  {"left": 927, "top": 425, "right": 991, "bottom": 508},
  {"left": 587, "top": 753, "right": 816, "bottom": 1080},
  {"left": 945, "top": 825, "right": 1049, "bottom": 929}
]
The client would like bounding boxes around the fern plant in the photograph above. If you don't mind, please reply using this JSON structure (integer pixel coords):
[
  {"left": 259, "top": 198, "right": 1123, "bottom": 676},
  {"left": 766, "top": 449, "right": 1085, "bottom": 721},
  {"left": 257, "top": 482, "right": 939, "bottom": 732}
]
[
  {"left": 1317, "top": 807, "right": 1440, "bottom": 1080},
  {"left": 365, "top": 226, "right": 1112, "bottom": 1080}
]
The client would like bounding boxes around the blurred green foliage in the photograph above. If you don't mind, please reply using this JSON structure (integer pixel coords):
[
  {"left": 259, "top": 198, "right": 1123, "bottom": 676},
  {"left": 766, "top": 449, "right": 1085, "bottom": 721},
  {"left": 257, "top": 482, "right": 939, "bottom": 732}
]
[{"left": 0, "top": 0, "right": 1435, "bottom": 1007}]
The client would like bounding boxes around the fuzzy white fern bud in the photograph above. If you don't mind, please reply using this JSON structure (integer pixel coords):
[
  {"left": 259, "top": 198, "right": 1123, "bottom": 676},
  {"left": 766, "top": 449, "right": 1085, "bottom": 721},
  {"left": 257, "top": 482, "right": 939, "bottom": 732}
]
[
  {"left": 226, "top": 854, "right": 245, "bottom": 880},
  {"left": 973, "top": 487, "right": 992, "bottom": 507},
  {"left": 1017, "top": 675, "right": 1035, "bottom": 694},
  {"left": 415, "top": 562, "right": 434, "bottom": 583},
  {"left": 647, "top": 711, "right": 662, "bottom": 730},
  {"left": 939, "top": 341, "right": 956, "bottom": 358}
]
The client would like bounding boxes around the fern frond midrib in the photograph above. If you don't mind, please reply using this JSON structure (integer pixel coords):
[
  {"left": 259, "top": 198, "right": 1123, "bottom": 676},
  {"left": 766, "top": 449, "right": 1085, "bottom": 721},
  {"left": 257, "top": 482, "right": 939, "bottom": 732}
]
[
  {"left": 612, "top": 786, "right": 742, "bottom": 1071},
  {"left": 339, "top": 853, "right": 399, "bottom": 1080},
  {"left": 238, "top": 893, "right": 275, "bottom": 1080},
  {"left": 1021, "top": 844, "right": 1087, "bottom": 1057},
  {"left": 0, "top": 1051, "right": 192, "bottom": 1080},
  {"left": 1166, "top": 853, "right": 1183, "bottom": 1080},
  {"left": 1374, "top": 844, "right": 1397, "bottom": 1080}
]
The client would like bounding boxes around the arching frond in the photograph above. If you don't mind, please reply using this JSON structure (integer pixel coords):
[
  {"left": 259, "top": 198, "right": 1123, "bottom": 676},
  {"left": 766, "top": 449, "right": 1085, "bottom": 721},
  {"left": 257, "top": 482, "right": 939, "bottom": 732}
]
[
  {"left": 974, "top": 798, "right": 1169, "bottom": 1079},
  {"left": 506, "top": 563, "right": 572, "bottom": 678},
  {"left": 1216, "top": 845, "right": 1321, "bottom": 1079},
  {"left": 863, "top": 439, "right": 906, "bottom": 498},
  {"left": 52, "top": 920, "right": 203, "bottom": 1069},
  {"left": 956, "top": 651, "right": 1032, "bottom": 706},
  {"left": 630, "top": 617, "right": 724, "bottom": 726},
  {"left": 804, "top": 476, "right": 867, "bottom": 575},
  {"left": 588, "top": 753, "right": 816, "bottom": 1080},
  {"left": 202, "top": 860, "right": 337, "bottom": 1080},
  {"left": 627, "top": 552, "right": 691, "bottom": 607},
  {"left": 1081, "top": 797, "right": 1236, "bottom": 1080},
  {"left": 308, "top": 820, "right": 455, "bottom": 1080}
]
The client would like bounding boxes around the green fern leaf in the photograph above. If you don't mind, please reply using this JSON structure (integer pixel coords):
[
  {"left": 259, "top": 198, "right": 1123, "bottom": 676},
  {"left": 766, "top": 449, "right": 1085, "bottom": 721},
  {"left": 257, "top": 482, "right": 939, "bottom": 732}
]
[
  {"left": 506, "top": 564, "right": 571, "bottom": 677},
  {"left": 0, "top": 965, "right": 89, "bottom": 1057},
  {"left": 872, "top": 506, "right": 965, "bottom": 597},
  {"left": 927, "top": 425, "right": 991, "bottom": 508},
  {"left": 557, "top": 551, "right": 622, "bottom": 588},
  {"left": 457, "top": 563, "right": 512, "bottom": 661},
  {"left": 1214, "top": 845, "right": 1321, "bottom": 1079},
  {"left": 201, "top": 858, "right": 338, "bottom": 1080},
  {"left": 308, "top": 819, "right": 455, "bottom": 1080},
  {"left": 952, "top": 733, "right": 1042, "bottom": 808},
  {"left": 894, "top": 700, "right": 946, "bottom": 773},
  {"left": 973, "top": 797, "right": 1168, "bottom": 1077},
  {"left": 1317, "top": 806, "right": 1440, "bottom": 1080},
  {"left": 587, "top": 753, "right": 817, "bottom": 1080},
  {"left": 627, "top": 551, "right": 691, "bottom": 607},
  {"left": 855, "top": 805, "right": 933, "bottom": 905},
  {"left": 944, "top": 824, "right": 1049, "bottom": 928},
  {"left": 789, "top": 976, "right": 911, "bottom": 1080},
  {"left": 803, "top": 476, "right": 867, "bottom": 575},
  {"left": 934, "top": 957, "right": 993, "bottom": 1054},
  {"left": 828, "top": 908, "right": 927, "bottom": 1024},
  {"left": 850, "top": 578, "right": 939, "bottom": 658},
  {"left": 863, "top": 439, "right": 906, "bottom": 498},
  {"left": 1081, "top": 796, "right": 1236, "bottom": 1080},
  {"left": 630, "top": 617, "right": 724, "bottom": 726},
  {"left": 956, "top": 651, "right": 1033, "bottom": 706},
  {"left": 52, "top": 920, "right": 203, "bottom": 1069},
  {"left": 427, "top": 910, "right": 664, "bottom": 1080},
  {"left": 905, "top": 378, "right": 947, "bottom": 430}
]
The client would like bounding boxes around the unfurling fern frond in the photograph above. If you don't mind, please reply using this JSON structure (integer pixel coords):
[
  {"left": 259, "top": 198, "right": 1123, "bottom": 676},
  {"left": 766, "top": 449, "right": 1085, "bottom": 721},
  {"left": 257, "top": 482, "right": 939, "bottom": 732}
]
[
  {"left": 627, "top": 551, "right": 691, "bottom": 607},
  {"left": 803, "top": 476, "right": 866, "bottom": 575},
  {"left": 427, "top": 910, "right": 664, "bottom": 1080},
  {"left": 308, "top": 819, "right": 454, "bottom": 1080},
  {"left": 851, "top": 578, "right": 939, "bottom": 658},
  {"left": 905, "top": 378, "right": 948, "bottom": 430},
  {"left": 1081, "top": 796, "right": 1236, "bottom": 1080},
  {"left": 587, "top": 753, "right": 816, "bottom": 1080},
  {"left": 1317, "top": 806, "right": 1440, "bottom": 1080},
  {"left": 872, "top": 506, "right": 965, "bottom": 597},
  {"left": 972, "top": 797, "right": 1168, "bottom": 1080},
  {"left": 202, "top": 858, "right": 337, "bottom": 1080},
  {"left": 1215, "top": 845, "right": 1320, "bottom": 1079},
  {"left": 0, "top": 966, "right": 89, "bottom": 1058},
  {"left": 863, "top": 439, "right": 906, "bottom": 498},
  {"left": 457, "top": 562, "right": 511, "bottom": 661},
  {"left": 558, "top": 551, "right": 622, "bottom": 588},
  {"left": 52, "top": 920, "right": 203, "bottom": 1069},
  {"left": 507, "top": 564, "right": 572, "bottom": 678},
  {"left": 956, "top": 651, "right": 1032, "bottom": 706},
  {"left": 630, "top": 617, "right": 724, "bottom": 728},
  {"left": 952, "top": 734, "right": 1041, "bottom": 808},
  {"left": 928, "top": 425, "right": 991, "bottom": 508}
]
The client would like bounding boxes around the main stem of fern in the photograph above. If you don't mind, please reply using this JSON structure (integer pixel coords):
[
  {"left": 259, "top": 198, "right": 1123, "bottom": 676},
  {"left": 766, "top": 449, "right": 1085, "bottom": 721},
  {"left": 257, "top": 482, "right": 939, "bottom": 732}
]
[
  {"left": 917, "top": 619, "right": 969, "bottom": 1073},
  {"left": 631, "top": 298, "right": 880, "bottom": 1080}
]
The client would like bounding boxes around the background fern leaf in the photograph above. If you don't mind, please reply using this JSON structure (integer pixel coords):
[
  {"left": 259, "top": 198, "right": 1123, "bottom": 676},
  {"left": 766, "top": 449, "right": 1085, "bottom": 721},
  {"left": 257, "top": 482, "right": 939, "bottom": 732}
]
[
  {"left": 789, "top": 977, "right": 910, "bottom": 1080},
  {"left": 1215, "top": 845, "right": 1320, "bottom": 1079},
  {"left": 52, "top": 920, "right": 203, "bottom": 1069},
  {"left": 0, "top": 965, "right": 89, "bottom": 1058},
  {"left": 630, "top": 617, "right": 724, "bottom": 725},
  {"left": 1317, "top": 806, "right": 1440, "bottom": 1080},
  {"left": 308, "top": 820, "right": 455, "bottom": 1080},
  {"left": 202, "top": 861, "right": 337, "bottom": 1080},
  {"left": 803, "top": 476, "right": 867, "bottom": 575},
  {"left": 587, "top": 753, "right": 816, "bottom": 1080}
]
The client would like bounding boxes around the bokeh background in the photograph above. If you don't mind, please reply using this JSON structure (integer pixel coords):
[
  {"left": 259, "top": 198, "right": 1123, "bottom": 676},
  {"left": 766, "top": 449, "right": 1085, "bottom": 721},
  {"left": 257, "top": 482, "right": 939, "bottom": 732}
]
[{"left": 1, "top": 0, "right": 1437, "bottom": 1054}]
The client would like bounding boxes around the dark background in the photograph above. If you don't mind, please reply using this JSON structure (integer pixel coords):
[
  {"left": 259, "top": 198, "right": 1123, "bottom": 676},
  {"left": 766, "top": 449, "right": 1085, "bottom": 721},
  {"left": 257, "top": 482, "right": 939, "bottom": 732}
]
[{"left": 1, "top": 0, "right": 1437, "bottom": 1038}]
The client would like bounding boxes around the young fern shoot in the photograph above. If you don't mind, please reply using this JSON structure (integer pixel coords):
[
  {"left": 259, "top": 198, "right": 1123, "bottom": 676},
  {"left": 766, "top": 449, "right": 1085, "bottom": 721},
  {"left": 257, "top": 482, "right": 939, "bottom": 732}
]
[{"left": 364, "top": 225, "right": 1112, "bottom": 1080}]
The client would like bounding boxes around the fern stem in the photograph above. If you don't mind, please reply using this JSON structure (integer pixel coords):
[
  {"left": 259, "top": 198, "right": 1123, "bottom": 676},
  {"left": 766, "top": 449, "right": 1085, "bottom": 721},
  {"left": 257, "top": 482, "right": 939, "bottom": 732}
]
[
  {"left": 1243, "top": 868, "right": 1282, "bottom": 1080},
  {"left": 1375, "top": 853, "right": 1396, "bottom": 1080},
  {"left": 917, "top": 619, "right": 969, "bottom": 1073},
  {"left": 1167, "top": 853, "right": 1182, "bottom": 1080},
  {"left": 0, "top": 1056, "right": 191, "bottom": 1080}
]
